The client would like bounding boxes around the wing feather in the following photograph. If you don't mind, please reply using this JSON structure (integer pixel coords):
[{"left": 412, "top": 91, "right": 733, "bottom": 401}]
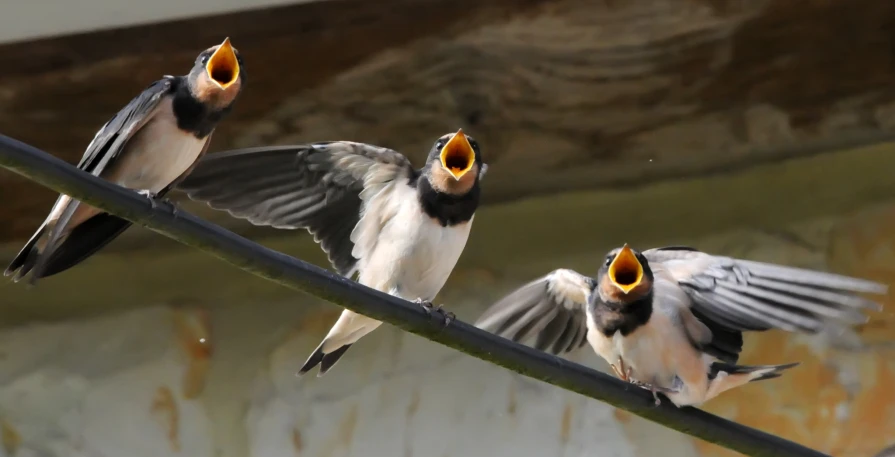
[
  {"left": 179, "top": 142, "right": 414, "bottom": 276},
  {"left": 78, "top": 78, "right": 175, "bottom": 175},
  {"left": 475, "top": 269, "right": 594, "bottom": 356},
  {"left": 644, "top": 246, "right": 887, "bottom": 363}
]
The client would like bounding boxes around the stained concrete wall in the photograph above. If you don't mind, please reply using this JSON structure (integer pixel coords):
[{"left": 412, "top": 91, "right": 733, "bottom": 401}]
[
  {"left": 3, "top": 143, "right": 895, "bottom": 456},
  {"left": 2, "top": 194, "right": 895, "bottom": 457},
  {"left": 0, "top": 300, "right": 701, "bottom": 457}
]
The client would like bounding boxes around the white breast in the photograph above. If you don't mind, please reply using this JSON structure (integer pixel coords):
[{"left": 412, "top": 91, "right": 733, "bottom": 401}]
[
  {"left": 354, "top": 183, "right": 473, "bottom": 301},
  {"left": 104, "top": 98, "right": 207, "bottom": 192},
  {"left": 586, "top": 301, "right": 703, "bottom": 388}
]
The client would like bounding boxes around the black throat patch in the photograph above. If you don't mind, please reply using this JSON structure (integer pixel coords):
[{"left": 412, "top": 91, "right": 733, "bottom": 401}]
[
  {"left": 170, "top": 77, "right": 233, "bottom": 139},
  {"left": 590, "top": 293, "right": 653, "bottom": 338},
  {"left": 413, "top": 173, "right": 480, "bottom": 227}
]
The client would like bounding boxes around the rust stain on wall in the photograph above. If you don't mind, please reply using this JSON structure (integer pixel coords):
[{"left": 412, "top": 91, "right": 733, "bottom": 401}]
[
  {"left": 559, "top": 402, "right": 574, "bottom": 442},
  {"left": 292, "top": 428, "right": 304, "bottom": 454},
  {"left": 695, "top": 203, "right": 895, "bottom": 456},
  {"left": 150, "top": 386, "right": 181, "bottom": 452},
  {"left": 829, "top": 354, "right": 895, "bottom": 456},
  {"left": 697, "top": 348, "right": 895, "bottom": 457},
  {"left": 407, "top": 389, "right": 421, "bottom": 418},
  {"left": 613, "top": 408, "right": 633, "bottom": 424},
  {"left": 172, "top": 307, "right": 213, "bottom": 399},
  {"left": 827, "top": 204, "right": 895, "bottom": 345},
  {"left": 319, "top": 404, "right": 360, "bottom": 457},
  {"left": 338, "top": 405, "right": 359, "bottom": 446},
  {"left": 0, "top": 420, "right": 21, "bottom": 455}
]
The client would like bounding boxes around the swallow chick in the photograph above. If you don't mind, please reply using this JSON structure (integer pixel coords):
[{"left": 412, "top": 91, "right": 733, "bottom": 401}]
[
  {"left": 475, "top": 244, "right": 886, "bottom": 407},
  {"left": 5, "top": 38, "right": 246, "bottom": 285},
  {"left": 177, "top": 130, "right": 487, "bottom": 376}
]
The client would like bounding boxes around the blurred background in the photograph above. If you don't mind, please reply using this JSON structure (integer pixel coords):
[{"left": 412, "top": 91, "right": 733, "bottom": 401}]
[{"left": 1, "top": 0, "right": 895, "bottom": 456}]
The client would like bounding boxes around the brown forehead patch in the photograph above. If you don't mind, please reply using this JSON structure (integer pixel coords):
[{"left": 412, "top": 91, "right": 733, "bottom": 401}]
[
  {"left": 192, "top": 74, "right": 242, "bottom": 110},
  {"left": 598, "top": 272, "right": 652, "bottom": 304},
  {"left": 429, "top": 162, "right": 479, "bottom": 195},
  {"left": 598, "top": 274, "right": 624, "bottom": 302}
]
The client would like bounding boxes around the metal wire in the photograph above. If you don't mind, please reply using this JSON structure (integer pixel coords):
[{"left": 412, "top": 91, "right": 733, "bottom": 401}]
[{"left": 0, "top": 133, "right": 831, "bottom": 457}]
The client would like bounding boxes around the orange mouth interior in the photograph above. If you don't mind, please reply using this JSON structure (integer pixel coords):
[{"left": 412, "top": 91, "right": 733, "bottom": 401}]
[{"left": 439, "top": 129, "right": 475, "bottom": 180}]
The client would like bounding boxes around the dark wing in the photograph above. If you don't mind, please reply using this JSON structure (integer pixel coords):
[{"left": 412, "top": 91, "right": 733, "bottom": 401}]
[
  {"left": 5, "top": 77, "right": 176, "bottom": 282},
  {"left": 177, "top": 141, "right": 415, "bottom": 277},
  {"left": 644, "top": 246, "right": 887, "bottom": 361},
  {"left": 76, "top": 77, "right": 175, "bottom": 174},
  {"left": 475, "top": 269, "right": 594, "bottom": 355}
]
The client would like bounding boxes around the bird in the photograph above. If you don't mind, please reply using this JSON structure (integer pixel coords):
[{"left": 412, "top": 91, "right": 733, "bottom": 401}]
[
  {"left": 5, "top": 37, "right": 246, "bottom": 285},
  {"left": 177, "top": 130, "right": 487, "bottom": 376},
  {"left": 475, "top": 244, "right": 887, "bottom": 407}
]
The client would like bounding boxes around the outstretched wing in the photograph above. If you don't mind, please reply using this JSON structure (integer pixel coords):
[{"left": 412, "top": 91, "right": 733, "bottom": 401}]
[
  {"left": 475, "top": 269, "right": 594, "bottom": 355},
  {"left": 645, "top": 246, "right": 887, "bottom": 362},
  {"left": 178, "top": 141, "right": 414, "bottom": 276}
]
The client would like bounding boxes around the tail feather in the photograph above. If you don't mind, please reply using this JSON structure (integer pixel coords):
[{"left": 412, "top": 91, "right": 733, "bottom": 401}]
[
  {"left": 28, "top": 199, "right": 83, "bottom": 283},
  {"left": 40, "top": 214, "right": 132, "bottom": 278},
  {"left": 297, "top": 341, "right": 353, "bottom": 377},
  {"left": 5, "top": 223, "right": 47, "bottom": 281},
  {"left": 709, "top": 361, "right": 799, "bottom": 382},
  {"left": 4, "top": 214, "right": 131, "bottom": 284}
]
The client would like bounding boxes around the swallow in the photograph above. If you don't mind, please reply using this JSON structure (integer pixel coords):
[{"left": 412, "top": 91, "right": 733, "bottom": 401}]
[
  {"left": 177, "top": 130, "right": 486, "bottom": 376},
  {"left": 476, "top": 244, "right": 887, "bottom": 407},
  {"left": 4, "top": 38, "right": 246, "bottom": 285}
]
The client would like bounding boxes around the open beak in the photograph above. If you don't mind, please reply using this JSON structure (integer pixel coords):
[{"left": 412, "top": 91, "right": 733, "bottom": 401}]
[
  {"left": 439, "top": 129, "right": 476, "bottom": 181},
  {"left": 206, "top": 37, "right": 240, "bottom": 89},
  {"left": 608, "top": 244, "right": 644, "bottom": 294}
]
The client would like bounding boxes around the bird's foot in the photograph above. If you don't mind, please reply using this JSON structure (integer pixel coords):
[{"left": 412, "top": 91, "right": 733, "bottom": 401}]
[
  {"left": 137, "top": 189, "right": 179, "bottom": 216},
  {"left": 611, "top": 358, "right": 630, "bottom": 381},
  {"left": 414, "top": 298, "right": 455, "bottom": 328},
  {"left": 136, "top": 189, "right": 160, "bottom": 209},
  {"left": 628, "top": 378, "right": 677, "bottom": 406},
  {"left": 610, "top": 364, "right": 624, "bottom": 380}
]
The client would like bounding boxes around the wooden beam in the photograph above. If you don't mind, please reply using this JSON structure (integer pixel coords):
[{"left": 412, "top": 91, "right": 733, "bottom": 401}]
[
  {"left": 0, "top": 0, "right": 548, "bottom": 241},
  {"left": 2, "top": 0, "right": 895, "bottom": 245}
]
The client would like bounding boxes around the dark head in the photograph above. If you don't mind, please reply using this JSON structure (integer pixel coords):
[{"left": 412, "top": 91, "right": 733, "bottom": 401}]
[
  {"left": 596, "top": 244, "right": 654, "bottom": 305},
  {"left": 424, "top": 129, "right": 485, "bottom": 196},
  {"left": 188, "top": 38, "right": 245, "bottom": 110}
]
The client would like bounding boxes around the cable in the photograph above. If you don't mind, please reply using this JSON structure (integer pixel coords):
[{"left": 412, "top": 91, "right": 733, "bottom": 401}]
[{"left": 0, "top": 133, "right": 831, "bottom": 457}]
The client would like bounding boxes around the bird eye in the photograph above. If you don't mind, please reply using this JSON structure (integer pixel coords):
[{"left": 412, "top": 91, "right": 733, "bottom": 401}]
[
  {"left": 435, "top": 139, "right": 446, "bottom": 149},
  {"left": 236, "top": 54, "right": 243, "bottom": 65},
  {"left": 604, "top": 256, "right": 613, "bottom": 266},
  {"left": 201, "top": 55, "right": 209, "bottom": 65},
  {"left": 468, "top": 139, "right": 479, "bottom": 151}
]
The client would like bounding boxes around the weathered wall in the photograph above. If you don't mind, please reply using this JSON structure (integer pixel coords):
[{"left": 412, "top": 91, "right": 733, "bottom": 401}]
[
  {"left": 3, "top": 183, "right": 895, "bottom": 457},
  {"left": 0, "top": 300, "right": 700, "bottom": 457}
]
